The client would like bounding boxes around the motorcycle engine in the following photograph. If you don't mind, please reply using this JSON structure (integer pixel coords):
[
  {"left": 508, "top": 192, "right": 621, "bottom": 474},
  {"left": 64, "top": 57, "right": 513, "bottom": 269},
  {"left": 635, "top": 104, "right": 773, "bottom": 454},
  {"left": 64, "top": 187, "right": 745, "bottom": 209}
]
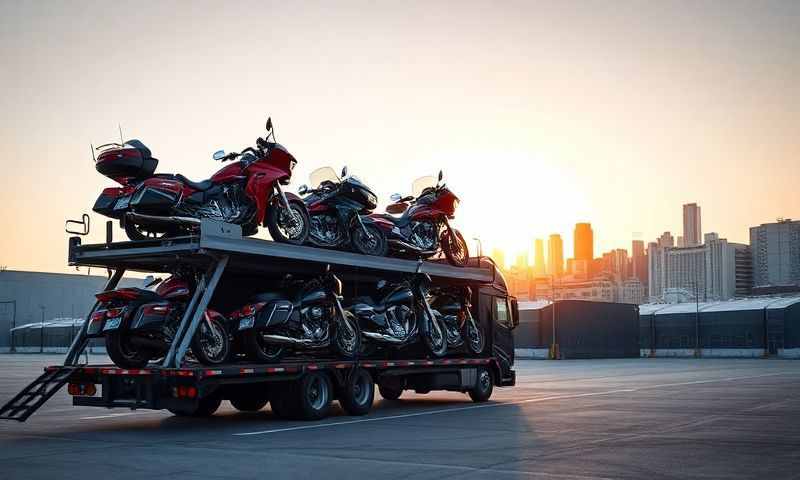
[
  {"left": 194, "top": 185, "right": 251, "bottom": 223},
  {"left": 300, "top": 304, "right": 331, "bottom": 341},
  {"left": 410, "top": 221, "right": 437, "bottom": 250},
  {"left": 310, "top": 214, "right": 343, "bottom": 246},
  {"left": 386, "top": 304, "right": 412, "bottom": 338}
]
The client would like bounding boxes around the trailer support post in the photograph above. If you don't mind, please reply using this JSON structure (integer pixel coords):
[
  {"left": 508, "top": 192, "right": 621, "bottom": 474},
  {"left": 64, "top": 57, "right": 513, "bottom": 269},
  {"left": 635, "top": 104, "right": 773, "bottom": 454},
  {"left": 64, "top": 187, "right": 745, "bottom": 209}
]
[
  {"left": 64, "top": 268, "right": 126, "bottom": 366},
  {"left": 166, "top": 255, "right": 228, "bottom": 368}
]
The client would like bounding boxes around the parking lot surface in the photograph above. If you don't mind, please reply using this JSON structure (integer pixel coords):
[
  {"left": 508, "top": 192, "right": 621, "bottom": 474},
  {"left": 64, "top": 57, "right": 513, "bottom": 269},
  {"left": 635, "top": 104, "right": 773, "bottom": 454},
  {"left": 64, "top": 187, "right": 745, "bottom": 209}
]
[{"left": 1, "top": 355, "right": 798, "bottom": 479}]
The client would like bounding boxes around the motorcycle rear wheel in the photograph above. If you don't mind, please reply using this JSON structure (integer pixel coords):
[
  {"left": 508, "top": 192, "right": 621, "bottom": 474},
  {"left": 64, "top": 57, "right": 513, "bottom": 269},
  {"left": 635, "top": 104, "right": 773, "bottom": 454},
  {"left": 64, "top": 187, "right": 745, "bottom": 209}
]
[
  {"left": 266, "top": 200, "right": 309, "bottom": 245},
  {"left": 105, "top": 332, "right": 152, "bottom": 368},
  {"left": 243, "top": 330, "right": 285, "bottom": 363},
  {"left": 351, "top": 224, "right": 388, "bottom": 256},
  {"left": 123, "top": 220, "right": 176, "bottom": 242},
  {"left": 442, "top": 229, "right": 470, "bottom": 267}
]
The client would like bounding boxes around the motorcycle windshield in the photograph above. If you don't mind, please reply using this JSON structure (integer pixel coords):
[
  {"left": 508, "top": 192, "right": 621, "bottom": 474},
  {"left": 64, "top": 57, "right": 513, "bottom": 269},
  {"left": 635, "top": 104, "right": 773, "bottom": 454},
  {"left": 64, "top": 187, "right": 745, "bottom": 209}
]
[
  {"left": 309, "top": 167, "right": 340, "bottom": 188},
  {"left": 412, "top": 176, "right": 437, "bottom": 198}
]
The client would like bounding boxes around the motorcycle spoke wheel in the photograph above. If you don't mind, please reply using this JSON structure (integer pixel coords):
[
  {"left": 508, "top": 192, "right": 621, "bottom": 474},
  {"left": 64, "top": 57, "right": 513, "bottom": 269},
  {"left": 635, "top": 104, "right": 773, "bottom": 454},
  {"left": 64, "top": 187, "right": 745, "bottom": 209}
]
[
  {"left": 352, "top": 224, "right": 388, "bottom": 256},
  {"left": 466, "top": 321, "right": 485, "bottom": 354},
  {"left": 191, "top": 318, "right": 229, "bottom": 365},
  {"left": 443, "top": 229, "right": 470, "bottom": 267},
  {"left": 268, "top": 201, "right": 309, "bottom": 245},
  {"left": 334, "top": 311, "right": 360, "bottom": 358}
]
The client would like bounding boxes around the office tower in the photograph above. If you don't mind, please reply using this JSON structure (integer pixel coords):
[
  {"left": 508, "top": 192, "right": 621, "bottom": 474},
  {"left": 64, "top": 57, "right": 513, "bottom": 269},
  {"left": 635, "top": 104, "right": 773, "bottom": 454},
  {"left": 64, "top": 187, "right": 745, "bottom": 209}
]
[
  {"left": 750, "top": 219, "right": 800, "bottom": 288},
  {"left": 548, "top": 234, "right": 564, "bottom": 277},
  {"left": 631, "top": 239, "right": 648, "bottom": 287},
  {"left": 573, "top": 223, "right": 593, "bottom": 262},
  {"left": 658, "top": 232, "right": 674, "bottom": 248},
  {"left": 677, "top": 236, "right": 685, "bottom": 248},
  {"left": 683, "top": 203, "right": 702, "bottom": 247},
  {"left": 534, "top": 239, "right": 546, "bottom": 276}
]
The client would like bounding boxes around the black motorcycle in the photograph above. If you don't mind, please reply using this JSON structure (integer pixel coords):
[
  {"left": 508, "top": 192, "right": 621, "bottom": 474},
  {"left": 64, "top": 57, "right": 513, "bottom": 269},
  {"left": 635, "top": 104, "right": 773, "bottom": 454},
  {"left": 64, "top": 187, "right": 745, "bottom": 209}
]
[
  {"left": 429, "top": 286, "right": 485, "bottom": 355},
  {"left": 230, "top": 268, "right": 360, "bottom": 362},
  {"left": 299, "top": 166, "right": 388, "bottom": 256},
  {"left": 347, "top": 264, "right": 448, "bottom": 357}
]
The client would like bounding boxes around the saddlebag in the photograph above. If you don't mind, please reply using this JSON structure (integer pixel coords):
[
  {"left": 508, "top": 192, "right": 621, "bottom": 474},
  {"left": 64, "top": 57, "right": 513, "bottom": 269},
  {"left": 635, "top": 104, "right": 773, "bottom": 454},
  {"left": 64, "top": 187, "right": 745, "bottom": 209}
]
[{"left": 96, "top": 140, "right": 158, "bottom": 180}]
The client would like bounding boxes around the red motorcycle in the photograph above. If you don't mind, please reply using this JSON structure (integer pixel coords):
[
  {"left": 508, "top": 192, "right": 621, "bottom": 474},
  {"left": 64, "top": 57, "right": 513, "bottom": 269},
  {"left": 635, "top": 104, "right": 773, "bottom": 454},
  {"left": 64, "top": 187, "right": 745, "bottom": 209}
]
[
  {"left": 372, "top": 171, "right": 470, "bottom": 267},
  {"left": 92, "top": 118, "right": 309, "bottom": 243},
  {"left": 85, "top": 271, "right": 230, "bottom": 368}
]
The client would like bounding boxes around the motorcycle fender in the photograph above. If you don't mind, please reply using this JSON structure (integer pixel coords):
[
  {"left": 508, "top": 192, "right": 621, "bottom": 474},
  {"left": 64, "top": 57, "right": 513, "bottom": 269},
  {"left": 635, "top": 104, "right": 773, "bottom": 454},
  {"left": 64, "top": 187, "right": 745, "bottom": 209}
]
[
  {"left": 252, "top": 300, "right": 293, "bottom": 329},
  {"left": 129, "top": 301, "right": 173, "bottom": 331},
  {"left": 365, "top": 215, "right": 394, "bottom": 232}
]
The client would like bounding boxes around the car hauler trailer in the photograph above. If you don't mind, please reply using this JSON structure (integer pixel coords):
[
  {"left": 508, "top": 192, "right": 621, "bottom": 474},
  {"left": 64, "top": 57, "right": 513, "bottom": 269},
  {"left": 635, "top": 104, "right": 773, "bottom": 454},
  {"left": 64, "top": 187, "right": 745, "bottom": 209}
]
[{"left": 0, "top": 220, "right": 517, "bottom": 422}]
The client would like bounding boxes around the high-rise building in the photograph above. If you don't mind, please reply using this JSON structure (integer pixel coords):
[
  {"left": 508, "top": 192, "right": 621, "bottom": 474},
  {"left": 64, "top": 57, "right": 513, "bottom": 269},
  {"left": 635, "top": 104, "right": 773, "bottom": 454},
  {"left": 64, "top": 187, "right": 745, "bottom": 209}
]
[
  {"left": 750, "top": 219, "right": 800, "bottom": 289},
  {"left": 574, "top": 223, "right": 593, "bottom": 262},
  {"left": 677, "top": 236, "right": 685, "bottom": 248},
  {"left": 547, "top": 234, "right": 564, "bottom": 277},
  {"left": 683, "top": 203, "right": 702, "bottom": 247},
  {"left": 533, "top": 239, "right": 546, "bottom": 276},
  {"left": 648, "top": 233, "right": 752, "bottom": 301},
  {"left": 601, "top": 249, "right": 629, "bottom": 281},
  {"left": 631, "top": 240, "right": 648, "bottom": 289},
  {"left": 658, "top": 231, "right": 675, "bottom": 248}
]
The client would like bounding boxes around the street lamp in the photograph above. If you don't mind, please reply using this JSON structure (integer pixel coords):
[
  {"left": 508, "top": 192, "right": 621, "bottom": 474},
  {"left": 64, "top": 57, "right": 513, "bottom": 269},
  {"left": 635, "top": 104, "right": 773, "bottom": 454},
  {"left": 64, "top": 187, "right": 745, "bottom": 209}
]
[{"left": 550, "top": 275, "right": 559, "bottom": 360}]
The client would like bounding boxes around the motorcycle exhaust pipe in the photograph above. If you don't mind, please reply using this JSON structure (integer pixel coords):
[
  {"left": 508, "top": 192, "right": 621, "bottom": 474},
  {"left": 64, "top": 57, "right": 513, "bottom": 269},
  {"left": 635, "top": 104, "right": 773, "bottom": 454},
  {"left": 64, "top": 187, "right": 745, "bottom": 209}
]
[
  {"left": 128, "top": 335, "right": 168, "bottom": 350},
  {"left": 362, "top": 331, "right": 406, "bottom": 344},
  {"left": 260, "top": 334, "right": 328, "bottom": 348},
  {"left": 126, "top": 212, "right": 202, "bottom": 228},
  {"left": 388, "top": 239, "right": 436, "bottom": 255}
]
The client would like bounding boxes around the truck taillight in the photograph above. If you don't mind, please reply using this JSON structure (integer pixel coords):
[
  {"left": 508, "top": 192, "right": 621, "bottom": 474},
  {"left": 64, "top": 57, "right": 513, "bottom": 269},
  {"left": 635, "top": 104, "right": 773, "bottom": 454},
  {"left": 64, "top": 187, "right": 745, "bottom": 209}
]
[
  {"left": 172, "top": 385, "right": 197, "bottom": 399},
  {"left": 67, "top": 383, "right": 97, "bottom": 396}
]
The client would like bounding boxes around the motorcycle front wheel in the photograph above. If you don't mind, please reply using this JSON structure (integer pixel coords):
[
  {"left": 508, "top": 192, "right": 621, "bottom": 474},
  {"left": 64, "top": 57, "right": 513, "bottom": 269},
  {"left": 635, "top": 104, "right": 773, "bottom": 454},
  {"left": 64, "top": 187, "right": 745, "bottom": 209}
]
[
  {"left": 464, "top": 318, "right": 485, "bottom": 355},
  {"left": 266, "top": 200, "right": 309, "bottom": 245},
  {"left": 190, "top": 316, "right": 230, "bottom": 365},
  {"left": 442, "top": 228, "right": 470, "bottom": 267},
  {"left": 420, "top": 309, "right": 448, "bottom": 358},
  {"left": 351, "top": 224, "right": 388, "bottom": 256},
  {"left": 333, "top": 311, "right": 361, "bottom": 358}
]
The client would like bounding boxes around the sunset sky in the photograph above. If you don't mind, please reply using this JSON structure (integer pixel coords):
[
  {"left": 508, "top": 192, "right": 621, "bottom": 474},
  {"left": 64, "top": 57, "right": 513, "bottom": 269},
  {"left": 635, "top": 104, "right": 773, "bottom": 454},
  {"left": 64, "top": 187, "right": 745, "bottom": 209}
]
[{"left": 1, "top": 1, "right": 798, "bottom": 272}]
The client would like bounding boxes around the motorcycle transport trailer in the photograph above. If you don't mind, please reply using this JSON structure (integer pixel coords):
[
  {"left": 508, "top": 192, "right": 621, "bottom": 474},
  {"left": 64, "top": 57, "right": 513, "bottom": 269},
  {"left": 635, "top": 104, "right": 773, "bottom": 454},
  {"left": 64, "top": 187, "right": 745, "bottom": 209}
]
[{"left": 0, "top": 220, "right": 517, "bottom": 422}]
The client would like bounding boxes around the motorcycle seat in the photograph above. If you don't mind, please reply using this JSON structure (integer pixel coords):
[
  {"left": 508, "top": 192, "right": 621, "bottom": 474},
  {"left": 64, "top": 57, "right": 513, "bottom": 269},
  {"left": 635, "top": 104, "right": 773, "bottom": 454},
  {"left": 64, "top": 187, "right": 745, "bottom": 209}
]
[
  {"left": 347, "top": 296, "right": 387, "bottom": 314},
  {"left": 251, "top": 292, "right": 287, "bottom": 304},
  {"left": 176, "top": 174, "right": 214, "bottom": 191}
]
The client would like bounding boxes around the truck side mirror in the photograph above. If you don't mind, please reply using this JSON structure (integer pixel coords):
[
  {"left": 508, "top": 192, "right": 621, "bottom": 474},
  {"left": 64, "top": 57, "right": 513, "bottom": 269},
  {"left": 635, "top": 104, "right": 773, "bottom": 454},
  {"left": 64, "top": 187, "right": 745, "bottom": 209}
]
[{"left": 510, "top": 297, "right": 519, "bottom": 329}]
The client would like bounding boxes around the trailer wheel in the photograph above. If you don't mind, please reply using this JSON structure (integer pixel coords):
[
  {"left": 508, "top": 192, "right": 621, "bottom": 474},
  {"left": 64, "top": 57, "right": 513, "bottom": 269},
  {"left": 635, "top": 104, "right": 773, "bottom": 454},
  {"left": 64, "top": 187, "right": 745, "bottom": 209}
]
[
  {"left": 296, "top": 372, "right": 332, "bottom": 420},
  {"left": 338, "top": 368, "right": 374, "bottom": 416},
  {"left": 230, "top": 397, "right": 269, "bottom": 412},
  {"left": 378, "top": 385, "right": 403, "bottom": 401},
  {"left": 468, "top": 367, "right": 494, "bottom": 403},
  {"left": 168, "top": 394, "right": 222, "bottom": 417},
  {"left": 269, "top": 389, "right": 297, "bottom": 420}
]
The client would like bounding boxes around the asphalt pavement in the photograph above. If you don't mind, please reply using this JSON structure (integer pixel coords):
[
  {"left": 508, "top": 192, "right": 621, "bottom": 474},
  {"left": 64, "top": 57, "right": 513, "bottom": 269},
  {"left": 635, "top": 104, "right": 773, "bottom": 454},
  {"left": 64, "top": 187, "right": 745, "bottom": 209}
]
[{"left": 0, "top": 355, "right": 798, "bottom": 479}]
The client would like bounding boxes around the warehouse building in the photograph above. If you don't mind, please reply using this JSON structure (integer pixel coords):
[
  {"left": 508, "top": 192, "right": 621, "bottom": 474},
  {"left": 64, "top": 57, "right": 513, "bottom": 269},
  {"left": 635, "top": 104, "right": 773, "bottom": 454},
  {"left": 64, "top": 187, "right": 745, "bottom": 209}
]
[
  {"left": 639, "top": 297, "right": 800, "bottom": 358},
  {"left": 516, "top": 300, "right": 640, "bottom": 359},
  {"left": 0, "top": 270, "right": 142, "bottom": 351}
]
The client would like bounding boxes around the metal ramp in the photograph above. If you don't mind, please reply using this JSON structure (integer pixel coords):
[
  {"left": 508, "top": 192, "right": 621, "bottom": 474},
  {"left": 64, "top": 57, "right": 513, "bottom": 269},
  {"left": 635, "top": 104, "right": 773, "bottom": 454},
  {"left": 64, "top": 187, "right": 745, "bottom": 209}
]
[{"left": 0, "top": 367, "right": 75, "bottom": 422}]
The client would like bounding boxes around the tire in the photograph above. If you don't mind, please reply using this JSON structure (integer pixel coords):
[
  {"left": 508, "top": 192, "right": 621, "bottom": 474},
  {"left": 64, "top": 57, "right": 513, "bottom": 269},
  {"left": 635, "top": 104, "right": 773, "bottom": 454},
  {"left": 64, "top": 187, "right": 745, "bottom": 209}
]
[
  {"left": 270, "top": 388, "right": 298, "bottom": 420},
  {"left": 168, "top": 394, "right": 222, "bottom": 417},
  {"left": 190, "top": 316, "right": 230, "bottom": 365},
  {"left": 105, "top": 332, "right": 151, "bottom": 368},
  {"left": 378, "top": 385, "right": 403, "bottom": 401},
  {"left": 230, "top": 397, "right": 269, "bottom": 412},
  {"left": 333, "top": 311, "right": 361, "bottom": 358},
  {"left": 123, "top": 218, "right": 175, "bottom": 242},
  {"left": 296, "top": 372, "right": 333, "bottom": 421},
  {"left": 243, "top": 330, "right": 285, "bottom": 363},
  {"left": 468, "top": 367, "right": 494, "bottom": 403},
  {"left": 442, "top": 228, "right": 470, "bottom": 267},
  {"left": 266, "top": 200, "right": 309, "bottom": 245},
  {"left": 464, "top": 318, "right": 486, "bottom": 355},
  {"left": 338, "top": 368, "right": 374, "bottom": 416},
  {"left": 351, "top": 223, "right": 388, "bottom": 256},
  {"left": 420, "top": 307, "right": 447, "bottom": 358}
]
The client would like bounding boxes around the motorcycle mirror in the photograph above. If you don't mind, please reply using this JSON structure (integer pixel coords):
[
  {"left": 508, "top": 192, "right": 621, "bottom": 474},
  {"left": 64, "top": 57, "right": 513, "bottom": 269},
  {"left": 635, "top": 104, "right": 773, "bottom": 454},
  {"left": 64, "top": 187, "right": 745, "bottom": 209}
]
[
  {"left": 266, "top": 117, "right": 273, "bottom": 131},
  {"left": 298, "top": 184, "right": 309, "bottom": 195},
  {"left": 341, "top": 166, "right": 348, "bottom": 178},
  {"left": 376, "top": 280, "right": 387, "bottom": 290},
  {"left": 438, "top": 170, "right": 443, "bottom": 182},
  {"left": 389, "top": 193, "right": 402, "bottom": 203},
  {"left": 212, "top": 150, "right": 225, "bottom": 161}
]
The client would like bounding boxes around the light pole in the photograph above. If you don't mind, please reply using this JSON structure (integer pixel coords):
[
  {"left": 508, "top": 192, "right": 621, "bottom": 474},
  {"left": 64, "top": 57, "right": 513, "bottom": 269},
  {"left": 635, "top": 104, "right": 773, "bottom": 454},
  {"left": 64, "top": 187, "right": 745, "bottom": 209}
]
[
  {"left": 472, "top": 237, "right": 483, "bottom": 259},
  {"left": 0, "top": 300, "right": 16, "bottom": 352},
  {"left": 550, "top": 275, "right": 559, "bottom": 360},
  {"left": 693, "top": 267, "right": 701, "bottom": 358}
]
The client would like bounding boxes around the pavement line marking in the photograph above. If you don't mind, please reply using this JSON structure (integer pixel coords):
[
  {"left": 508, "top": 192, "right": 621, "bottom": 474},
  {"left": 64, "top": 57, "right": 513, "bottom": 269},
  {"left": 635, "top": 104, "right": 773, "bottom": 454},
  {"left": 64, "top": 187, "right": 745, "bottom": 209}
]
[
  {"left": 234, "top": 371, "right": 792, "bottom": 436},
  {"left": 80, "top": 411, "right": 161, "bottom": 420}
]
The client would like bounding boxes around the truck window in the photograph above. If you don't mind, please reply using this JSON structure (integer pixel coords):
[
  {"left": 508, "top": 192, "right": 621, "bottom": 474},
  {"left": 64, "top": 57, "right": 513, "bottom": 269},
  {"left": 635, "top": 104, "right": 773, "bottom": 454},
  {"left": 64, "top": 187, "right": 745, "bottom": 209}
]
[{"left": 495, "top": 297, "right": 512, "bottom": 328}]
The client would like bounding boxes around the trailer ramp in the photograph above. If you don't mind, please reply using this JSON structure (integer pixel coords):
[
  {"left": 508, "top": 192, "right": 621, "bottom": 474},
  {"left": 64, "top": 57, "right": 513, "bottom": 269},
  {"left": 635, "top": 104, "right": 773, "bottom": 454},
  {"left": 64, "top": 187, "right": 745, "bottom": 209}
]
[{"left": 0, "top": 367, "right": 76, "bottom": 422}]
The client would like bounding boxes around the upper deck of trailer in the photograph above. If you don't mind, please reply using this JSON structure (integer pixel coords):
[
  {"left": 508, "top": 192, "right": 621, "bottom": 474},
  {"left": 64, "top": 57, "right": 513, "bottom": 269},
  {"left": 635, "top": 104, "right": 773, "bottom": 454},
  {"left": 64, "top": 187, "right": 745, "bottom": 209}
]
[{"left": 68, "top": 220, "right": 499, "bottom": 285}]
